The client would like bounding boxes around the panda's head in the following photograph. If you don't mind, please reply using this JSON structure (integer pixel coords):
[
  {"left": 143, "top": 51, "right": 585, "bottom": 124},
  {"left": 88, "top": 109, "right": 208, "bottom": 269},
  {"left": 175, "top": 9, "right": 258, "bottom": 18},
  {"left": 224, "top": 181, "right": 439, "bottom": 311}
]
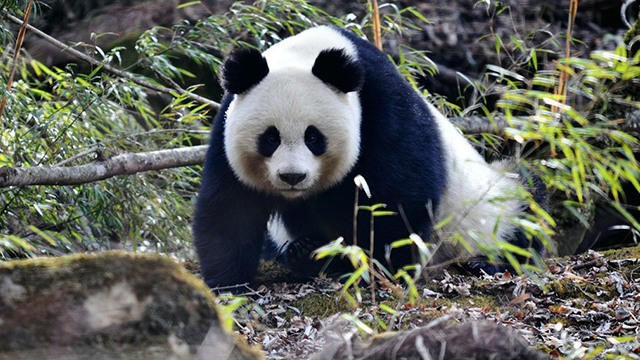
[{"left": 222, "top": 45, "right": 364, "bottom": 199}]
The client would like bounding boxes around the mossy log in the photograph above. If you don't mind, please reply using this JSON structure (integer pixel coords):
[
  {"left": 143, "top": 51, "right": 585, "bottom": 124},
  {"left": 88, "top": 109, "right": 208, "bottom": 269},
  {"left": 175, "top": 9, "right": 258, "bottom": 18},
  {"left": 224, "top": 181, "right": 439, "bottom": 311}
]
[
  {"left": 0, "top": 251, "right": 262, "bottom": 360},
  {"left": 314, "top": 320, "right": 545, "bottom": 360}
]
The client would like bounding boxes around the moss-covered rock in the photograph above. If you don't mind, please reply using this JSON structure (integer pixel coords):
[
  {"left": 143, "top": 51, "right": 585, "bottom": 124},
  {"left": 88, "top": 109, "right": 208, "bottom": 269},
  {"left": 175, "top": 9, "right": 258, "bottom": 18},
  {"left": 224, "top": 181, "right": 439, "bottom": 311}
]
[
  {"left": 292, "top": 293, "right": 353, "bottom": 318},
  {"left": 0, "top": 251, "right": 262, "bottom": 359},
  {"left": 255, "top": 260, "right": 294, "bottom": 285},
  {"left": 602, "top": 243, "right": 640, "bottom": 260}
]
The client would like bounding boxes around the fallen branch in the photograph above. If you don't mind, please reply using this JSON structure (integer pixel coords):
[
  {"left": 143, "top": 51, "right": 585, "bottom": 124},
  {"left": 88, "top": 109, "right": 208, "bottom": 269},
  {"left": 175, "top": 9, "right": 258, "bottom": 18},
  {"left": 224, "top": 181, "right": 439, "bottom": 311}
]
[
  {"left": 3, "top": 12, "right": 220, "bottom": 109},
  {"left": 0, "top": 146, "right": 207, "bottom": 187}
]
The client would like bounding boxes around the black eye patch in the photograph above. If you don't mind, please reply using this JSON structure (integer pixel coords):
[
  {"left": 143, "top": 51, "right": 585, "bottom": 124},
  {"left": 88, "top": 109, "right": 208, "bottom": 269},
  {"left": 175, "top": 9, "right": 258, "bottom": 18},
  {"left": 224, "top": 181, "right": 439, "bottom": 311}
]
[
  {"left": 258, "top": 126, "right": 280, "bottom": 157},
  {"left": 305, "top": 126, "right": 327, "bottom": 156}
]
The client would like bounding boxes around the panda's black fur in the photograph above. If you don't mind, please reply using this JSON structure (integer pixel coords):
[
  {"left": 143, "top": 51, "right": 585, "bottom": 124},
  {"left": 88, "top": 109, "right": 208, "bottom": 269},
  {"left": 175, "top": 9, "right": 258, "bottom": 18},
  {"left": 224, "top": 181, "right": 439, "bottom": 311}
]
[{"left": 193, "top": 27, "right": 545, "bottom": 289}]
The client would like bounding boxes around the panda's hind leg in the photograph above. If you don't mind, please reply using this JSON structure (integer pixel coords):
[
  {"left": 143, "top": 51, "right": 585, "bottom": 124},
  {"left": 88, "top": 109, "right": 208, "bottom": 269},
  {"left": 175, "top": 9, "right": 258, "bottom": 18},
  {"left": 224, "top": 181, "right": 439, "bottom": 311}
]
[{"left": 463, "top": 168, "right": 548, "bottom": 276}]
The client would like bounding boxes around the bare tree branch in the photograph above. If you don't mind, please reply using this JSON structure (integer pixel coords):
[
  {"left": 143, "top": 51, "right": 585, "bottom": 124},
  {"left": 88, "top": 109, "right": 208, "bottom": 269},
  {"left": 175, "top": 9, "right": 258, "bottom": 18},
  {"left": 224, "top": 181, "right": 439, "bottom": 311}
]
[
  {"left": 3, "top": 12, "right": 220, "bottom": 109},
  {"left": 53, "top": 146, "right": 103, "bottom": 167},
  {"left": 449, "top": 109, "right": 640, "bottom": 134},
  {"left": 0, "top": 146, "right": 208, "bottom": 187},
  {"left": 450, "top": 114, "right": 509, "bottom": 134},
  {"left": 2, "top": 108, "right": 639, "bottom": 188}
]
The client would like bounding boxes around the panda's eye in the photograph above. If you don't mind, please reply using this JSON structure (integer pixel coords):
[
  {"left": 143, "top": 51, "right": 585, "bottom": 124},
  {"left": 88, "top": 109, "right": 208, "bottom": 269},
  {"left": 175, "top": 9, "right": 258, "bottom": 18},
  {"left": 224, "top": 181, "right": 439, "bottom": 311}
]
[
  {"left": 258, "top": 126, "right": 280, "bottom": 157},
  {"left": 305, "top": 126, "right": 327, "bottom": 156}
]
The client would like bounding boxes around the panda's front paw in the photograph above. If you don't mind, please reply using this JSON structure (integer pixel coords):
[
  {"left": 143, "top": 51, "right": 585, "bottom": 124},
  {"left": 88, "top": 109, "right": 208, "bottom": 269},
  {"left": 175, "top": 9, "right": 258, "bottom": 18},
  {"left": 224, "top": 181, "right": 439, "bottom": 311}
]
[
  {"left": 284, "top": 237, "right": 325, "bottom": 278},
  {"left": 465, "top": 256, "right": 513, "bottom": 276}
]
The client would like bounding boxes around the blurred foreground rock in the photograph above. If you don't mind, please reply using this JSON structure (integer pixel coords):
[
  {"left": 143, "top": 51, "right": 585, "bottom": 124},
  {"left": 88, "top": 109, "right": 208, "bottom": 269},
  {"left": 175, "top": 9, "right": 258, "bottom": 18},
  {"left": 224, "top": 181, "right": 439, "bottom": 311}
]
[{"left": 0, "top": 251, "right": 262, "bottom": 359}]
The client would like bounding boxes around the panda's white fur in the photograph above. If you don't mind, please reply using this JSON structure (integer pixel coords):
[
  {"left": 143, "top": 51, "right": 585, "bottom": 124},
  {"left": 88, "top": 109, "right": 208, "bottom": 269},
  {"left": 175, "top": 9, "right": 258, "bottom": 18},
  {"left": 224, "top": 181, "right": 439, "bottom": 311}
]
[
  {"left": 267, "top": 213, "right": 295, "bottom": 251},
  {"left": 428, "top": 103, "right": 524, "bottom": 255},
  {"left": 224, "top": 28, "right": 361, "bottom": 198}
]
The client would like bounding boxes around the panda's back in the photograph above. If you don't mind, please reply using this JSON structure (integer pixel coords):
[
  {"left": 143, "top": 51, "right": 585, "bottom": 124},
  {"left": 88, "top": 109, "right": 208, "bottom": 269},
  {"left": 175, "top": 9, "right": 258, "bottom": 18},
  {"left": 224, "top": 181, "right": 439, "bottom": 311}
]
[
  {"left": 335, "top": 28, "right": 448, "bottom": 205},
  {"left": 266, "top": 26, "right": 526, "bottom": 250}
]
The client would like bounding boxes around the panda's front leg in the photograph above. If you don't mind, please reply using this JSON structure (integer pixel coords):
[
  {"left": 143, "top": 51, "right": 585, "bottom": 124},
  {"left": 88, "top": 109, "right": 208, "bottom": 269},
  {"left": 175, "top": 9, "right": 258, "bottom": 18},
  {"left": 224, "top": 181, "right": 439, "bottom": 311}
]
[
  {"left": 282, "top": 236, "right": 330, "bottom": 278},
  {"left": 193, "top": 184, "right": 271, "bottom": 290}
]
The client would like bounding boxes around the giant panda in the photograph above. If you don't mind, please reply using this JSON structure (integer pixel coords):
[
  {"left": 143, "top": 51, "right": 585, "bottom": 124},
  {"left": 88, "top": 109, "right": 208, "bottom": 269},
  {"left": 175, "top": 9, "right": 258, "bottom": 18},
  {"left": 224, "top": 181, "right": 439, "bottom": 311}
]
[{"left": 193, "top": 26, "right": 546, "bottom": 289}]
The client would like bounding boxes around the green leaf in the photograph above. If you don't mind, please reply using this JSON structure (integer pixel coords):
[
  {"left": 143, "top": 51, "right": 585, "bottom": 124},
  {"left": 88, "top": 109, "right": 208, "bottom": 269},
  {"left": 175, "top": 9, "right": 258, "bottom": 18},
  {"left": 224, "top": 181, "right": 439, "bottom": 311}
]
[
  {"left": 379, "top": 303, "right": 397, "bottom": 314},
  {"left": 373, "top": 211, "right": 396, "bottom": 217},
  {"left": 503, "top": 252, "right": 522, "bottom": 274},
  {"left": 621, "top": 66, "right": 640, "bottom": 80},
  {"left": 177, "top": 68, "right": 197, "bottom": 78},
  {"left": 28, "top": 226, "right": 58, "bottom": 246},
  {"left": 370, "top": 203, "right": 387, "bottom": 211},
  {"left": 530, "top": 49, "right": 538, "bottom": 70},
  {"left": 2, "top": 235, "right": 35, "bottom": 252},
  {"left": 611, "top": 202, "right": 640, "bottom": 230},
  {"left": 563, "top": 202, "right": 590, "bottom": 227},
  {"left": 177, "top": 1, "right": 202, "bottom": 9},
  {"left": 434, "top": 214, "right": 454, "bottom": 230},
  {"left": 572, "top": 166, "right": 583, "bottom": 203},
  {"left": 344, "top": 266, "right": 367, "bottom": 290},
  {"left": 406, "top": 7, "right": 430, "bottom": 24},
  {"left": 88, "top": 63, "right": 105, "bottom": 78},
  {"left": 390, "top": 239, "right": 413, "bottom": 248},
  {"left": 497, "top": 241, "right": 532, "bottom": 258}
]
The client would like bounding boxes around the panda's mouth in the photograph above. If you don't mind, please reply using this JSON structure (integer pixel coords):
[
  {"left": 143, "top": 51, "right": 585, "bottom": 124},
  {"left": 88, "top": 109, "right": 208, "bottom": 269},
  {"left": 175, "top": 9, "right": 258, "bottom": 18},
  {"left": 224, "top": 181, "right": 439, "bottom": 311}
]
[
  {"left": 276, "top": 187, "right": 309, "bottom": 197},
  {"left": 279, "top": 188, "right": 307, "bottom": 192}
]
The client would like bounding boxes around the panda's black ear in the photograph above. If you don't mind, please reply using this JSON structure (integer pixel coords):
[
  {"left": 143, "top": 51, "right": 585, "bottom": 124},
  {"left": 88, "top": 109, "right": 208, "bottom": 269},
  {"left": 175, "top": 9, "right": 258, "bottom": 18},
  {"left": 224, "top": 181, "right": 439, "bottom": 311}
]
[
  {"left": 222, "top": 48, "right": 269, "bottom": 94},
  {"left": 312, "top": 48, "right": 364, "bottom": 93}
]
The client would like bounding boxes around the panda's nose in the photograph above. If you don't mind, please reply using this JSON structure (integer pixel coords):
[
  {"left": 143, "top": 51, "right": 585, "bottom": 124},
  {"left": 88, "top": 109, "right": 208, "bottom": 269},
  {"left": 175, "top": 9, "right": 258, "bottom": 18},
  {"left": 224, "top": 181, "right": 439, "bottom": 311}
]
[{"left": 279, "top": 172, "right": 307, "bottom": 186}]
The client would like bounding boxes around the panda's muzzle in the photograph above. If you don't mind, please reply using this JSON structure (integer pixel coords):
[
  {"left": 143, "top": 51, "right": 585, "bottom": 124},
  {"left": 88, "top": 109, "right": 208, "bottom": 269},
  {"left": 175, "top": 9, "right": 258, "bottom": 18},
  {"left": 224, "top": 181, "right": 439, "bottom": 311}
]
[{"left": 279, "top": 172, "right": 307, "bottom": 186}]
